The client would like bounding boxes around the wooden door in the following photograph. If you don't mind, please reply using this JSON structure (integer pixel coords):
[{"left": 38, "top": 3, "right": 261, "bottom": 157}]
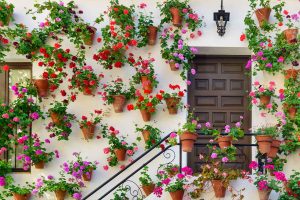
[{"left": 188, "top": 55, "right": 251, "bottom": 172}]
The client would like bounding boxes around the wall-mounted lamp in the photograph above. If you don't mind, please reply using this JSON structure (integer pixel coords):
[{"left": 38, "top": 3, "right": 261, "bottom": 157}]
[{"left": 213, "top": 0, "right": 230, "bottom": 36}]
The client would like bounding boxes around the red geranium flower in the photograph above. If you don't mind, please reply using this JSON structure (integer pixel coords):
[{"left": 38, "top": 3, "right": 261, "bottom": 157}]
[
  {"left": 82, "top": 116, "right": 87, "bottom": 121},
  {"left": 60, "top": 90, "right": 66, "bottom": 96},
  {"left": 2, "top": 65, "right": 9, "bottom": 71},
  {"left": 240, "top": 34, "right": 246, "bottom": 41},
  {"left": 123, "top": 9, "right": 129, "bottom": 15},
  {"left": 127, "top": 104, "right": 134, "bottom": 111},
  {"left": 178, "top": 91, "right": 184, "bottom": 97},
  {"left": 114, "top": 61, "right": 123, "bottom": 68}
]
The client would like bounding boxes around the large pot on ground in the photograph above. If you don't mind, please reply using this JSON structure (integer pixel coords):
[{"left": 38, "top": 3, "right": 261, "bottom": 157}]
[
  {"left": 259, "top": 95, "right": 271, "bottom": 106},
  {"left": 13, "top": 193, "right": 31, "bottom": 200},
  {"left": 256, "top": 135, "right": 273, "bottom": 154},
  {"left": 283, "top": 29, "right": 298, "bottom": 44},
  {"left": 141, "top": 76, "right": 153, "bottom": 93},
  {"left": 257, "top": 188, "right": 272, "bottom": 200},
  {"left": 33, "top": 79, "right": 49, "bottom": 97},
  {"left": 255, "top": 7, "right": 271, "bottom": 27},
  {"left": 267, "top": 139, "right": 281, "bottom": 158},
  {"left": 55, "top": 190, "right": 67, "bottom": 200},
  {"left": 169, "top": 190, "right": 184, "bottom": 200},
  {"left": 84, "top": 26, "right": 97, "bottom": 45},
  {"left": 80, "top": 124, "right": 95, "bottom": 140},
  {"left": 211, "top": 180, "right": 227, "bottom": 198},
  {"left": 140, "top": 109, "right": 152, "bottom": 122},
  {"left": 284, "top": 69, "right": 299, "bottom": 80},
  {"left": 148, "top": 26, "right": 158, "bottom": 45},
  {"left": 179, "top": 131, "right": 198, "bottom": 152},
  {"left": 141, "top": 183, "right": 155, "bottom": 197},
  {"left": 169, "top": 7, "right": 182, "bottom": 27},
  {"left": 114, "top": 148, "right": 126, "bottom": 161},
  {"left": 165, "top": 97, "right": 180, "bottom": 114},
  {"left": 112, "top": 95, "right": 126, "bottom": 113},
  {"left": 218, "top": 136, "right": 233, "bottom": 149}
]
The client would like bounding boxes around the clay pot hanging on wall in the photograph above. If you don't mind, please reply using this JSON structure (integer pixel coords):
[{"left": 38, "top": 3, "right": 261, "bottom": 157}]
[
  {"left": 142, "top": 130, "right": 151, "bottom": 143},
  {"left": 169, "top": 61, "right": 179, "bottom": 71},
  {"left": 284, "top": 69, "right": 299, "bottom": 80},
  {"left": 148, "top": 26, "right": 158, "bottom": 45},
  {"left": 211, "top": 180, "right": 227, "bottom": 198},
  {"left": 283, "top": 29, "right": 298, "bottom": 44},
  {"left": 255, "top": 135, "right": 273, "bottom": 154},
  {"left": 83, "top": 87, "right": 95, "bottom": 96},
  {"left": 169, "top": 190, "right": 184, "bottom": 200},
  {"left": 49, "top": 111, "right": 61, "bottom": 125},
  {"left": 259, "top": 95, "right": 271, "bottom": 106},
  {"left": 84, "top": 26, "right": 97, "bottom": 45},
  {"left": 141, "top": 76, "right": 153, "bottom": 93},
  {"left": 54, "top": 190, "right": 67, "bottom": 200},
  {"left": 142, "top": 183, "right": 155, "bottom": 197},
  {"left": 140, "top": 109, "right": 152, "bottom": 122},
  {"left": 114, "top": 148, "right": 126, "bottom": 161},
  {"left": 217, "top": 136, "right": 233, "bottom": 149},
  {"left": 33, "top": 79, "right": 49, "bottom": 97},
  {"left": 169, "top": 7, "right": 182, "bottom": 27},
  {"left": 112, "top": 95, "right": 126, "bottom": 113},
  {"left": 179, "top": 131, "right": 198, "bottom": 152},
  {"left": 255, "top": 7, "right": 271, "bottom": 27},
  {"left": 34, "top": 161, "right": 45, "bottom": 169},
  {"left": 257, "top": 188, "right": 272, "bottom": 200},
  {"left": 165, "top": 97, "right": 180, "bottom": 114},
  {"left": 13, "top": 193, "right": 31, "bottom": 200},
  {"left": 82, "top": 169, "right": 93, "bottom": 181},
  {"left": 80, "top": 124, "right": 95, "bottom": 140},
  {"left": 267, "top": 139, "right": 281, "bottom": 158},
  {"left": 287, "top": 106, "right": 297, "bottom": 119}
]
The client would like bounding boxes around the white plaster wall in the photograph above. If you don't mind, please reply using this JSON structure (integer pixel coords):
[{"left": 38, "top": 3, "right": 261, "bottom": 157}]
[{"left": 3, "top": 0, "right": 300, "bottom": 200}]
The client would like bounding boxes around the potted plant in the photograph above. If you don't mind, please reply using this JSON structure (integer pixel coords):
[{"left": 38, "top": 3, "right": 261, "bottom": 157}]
[
  {"left": 104, "top": 134, "right": 138, "bottom": 167},
  {"left": 139, "top": 166, "right": 155, "bottom": 197},
  {"left": 177, "top": 113, "right": 199, "bottom": 152},
  {"left": 78, "top": 110, "right": 103, "bottom": 140},
  {"left": 0, "top": 0, "right": 14, "bottom": 26},
  {"left": 48, "top": 101, "right": 68, "bottom": 125},
  {"left": 2, "top": 181, "right": 34, "bottom": 200},
  {"left": 135, "top": 124, "right": 162, "bottom": 149},
  {"left": 255, "top": 125, "right": 279, "bottom": 154},
  {"left": 33, "top": 79, "right": 49, "bottom": 98},
  {"left": 162, "top": 164, "right": 180, "bottom": 178},
  {"left": 282, "top": 87, "right": 300, "bottom": 119},
  {"left": 101, "top": 78, "right": 135, "bottom": 113},
  {"left": 131, "top": 56, "right": 159, "bottom": 94},
  {"left": 137, "top": 5, "right": 158, "bottom": 46},
  {"left": 282, "top": 10, "right": 299, "bottom": 44},
  {"left": 37, "top": 173, "right": 81, "bottom": 200},
  {"left": 17, "top": 133, "right": 55, "bottom": 169},
  {"left": 74, "top": 23, "right": 97, "bottom": 46},
  {"left": 70, "top": 66, "right": 100, "bottom": 95},
  {"left": 112, "top": 187, "right": 129, "bottom": 200},
  {"left": 284, "top": 68, "right": 299, "bottom": 80},
  {"left": 63, "top": 152, "right": 98, "bottom": 182},
  {"left": 0, "top": 160, "right": 12, "bottom": 187},
  {"left": 160, "top": 84, "right": 184, "bottom": 115},
  {"left": 284, "top": 171, "right": 300, "bottom": 198},
  {"left": 248, "top": 0, "right": 272, "bottom": 27},
  {"left": 127, "top": 92, "right": 162, "bottom": 122}
]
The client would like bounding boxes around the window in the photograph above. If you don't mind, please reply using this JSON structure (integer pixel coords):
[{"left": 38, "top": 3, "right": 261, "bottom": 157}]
[{"left": 0, "top": 63, "right": 32, "bottom": 172}]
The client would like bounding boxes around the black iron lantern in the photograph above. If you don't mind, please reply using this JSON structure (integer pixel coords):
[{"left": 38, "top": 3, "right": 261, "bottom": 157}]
[{"left": 213, "top": 0, "right": 230, "bottom": 36}]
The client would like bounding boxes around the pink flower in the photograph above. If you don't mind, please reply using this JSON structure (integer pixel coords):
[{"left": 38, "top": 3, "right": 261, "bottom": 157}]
[
  {"left": 249, "top": 161, "right": 258, "bottom": 169},
  {"left": 170, "top": 132, "right": 177, "bottom": 138},
  {"left": 0, "top": 177, "right": 6, "bottom": 186},
  {"left": 266, "top": 104, "right": 272, "bottom": 109},
  {"left": 191, "top": 68, "right": 196, "bottom": 75},
  {"left": 254, "top": 81, "right": 260, "bottom": 86},
  {"left": 2, "top": 113, "right": 9, "bottom": 119},
  {"left": 153, "top": 187, "right": 163, "bottom": 197},
  {"left": 252, "top": 98, "right": 258, "bottom": 104},
  {"left": 127, "top": 150, "right": 133, "bottom": 156},
  {"left": 103, "top": 148, "right": 110, "bottom": 154},
  {"left": 258, "top": 87, "right": 265, "bottom": 92},
  {"left": 249, "top": 91, "right": 255, "bottom": 97},
  {"left": 273, "top": 172, "right": 287, "bottom": 182},
  {"left": 277, "top": 56, "right": 284, "bottom": 63},
  {"left": 186, "top": 80, "right": 191, "bottom": 85},
  {"left": 121, "top": 141, "right": 127, "bottom": 146},
  {"left": 177, "top": 173, "right": 185, "bottom": 179},
  {"left": 120, "top": 165, "right": 125, "bottom": 170},
  {"left": 133, "top": 146, "right": 138, "bottom": 152},
  {"left": 182, "top": 166, "right": 193, "bottom": 175},
  {"left": 103, "top": 165, "right": 109, "bottom": 171},
  {"left": 222, "top": 157, "right": 229, "bottom": 163},
  {"left": 211, "top": 153, "right": 217, "bottom": 159},
  {"left": 162, "top": 178, "right": 171, "bottom": 185}
]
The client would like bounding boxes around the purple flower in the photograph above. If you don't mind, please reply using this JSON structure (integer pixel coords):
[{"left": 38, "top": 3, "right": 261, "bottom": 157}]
[
  {"left": 11, "top": 85, "right": 18, "bottom": 91},
  {"left": 59, "top": 2, "right": 64, "bottom": 6},
  {"left": 205, "top": 122, "right": 211, "bottom": 128},
  {"left": 211, "top": 153, "right": 217, "bottom": 159},
  {"left": 13, "top": 117, "right": 19, "bottom": 122},
  {"left": 45, "top": 139, "right": 50, "bottom": 143},
  {"left": 162, "top": 178, "right": 171, "bottom": 185},
  {"left": 245, "top": 60, "right": 252, "bottom": 69},
  {"left": 39, "top": 22, "right": 45, "bottom": 28},
  {"left": 47, "top": 175, "right": 54, "bottom": 180},
  {"left": 73, "top": 192, "right": 82, "bottom": 200},
  {"left": 153, "top": 187, "right": 163, "bottom": 197},
  {"left": 266, "top": 63, "right": 272, "bottom": 68},
  {"left": 0, "top": 177, "right": 6, "bottom": 186},
  {"left": 191, "top": 68, "right": 196, "bottom": 75},
  {"left": 182, "top": 166, "right": 193, "bottom": 175},
  {"left": 235, "top": 122, "right": 241, "bottom": 128},
  {"left": 35, "top": 149, "right": 43, "bottom": 155},
  {"left": 22, "top": 88, "right": 28, "bottom": 93},
  {"left": 30, "top": 112, "right": 39, "bottom": 120},
  {"left": 257, "top": 51, "right": 264, "bottom": 56},
  {"left": 222, "top": 157, "right": 229, "bottom": 163},
  {"left": 177, "top": 173, "right": 185, "bottom": 179},
  {"left": 190, "top": 47, "right": 198, "bottom": 53},
  {"left": 55, "top": 17, "right": 61, "bottom": 22}
]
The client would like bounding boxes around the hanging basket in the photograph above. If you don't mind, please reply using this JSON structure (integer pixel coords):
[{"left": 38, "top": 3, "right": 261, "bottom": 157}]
[
  {"left": 80, "top": 124, "right": 95, "bottom": 140},
  {"left": 33, "top": 79, "right": 49, "bottom": 97},
  {"left": 114, "top": 148, "right": 126, "bottom": 161},
  {"left": 169, "top": 7, "right": 182, "bottom": 27},
  {"left": 142, "top": 183, "right": 155, "bottom": 197},
  {"left": 148, "top": 26, "right": 158, "bottom": 45},
  {"left": 165, "top": 97, "right": 180, "bottom": 114},
  {"left": 255, "top": 7, "right": 271, "bottom": 27},
  {"left": 283, "top": 29, "right": 298, "bottom": 44},
  {"left": 169, "top": 190, "right": 184, "bottom": 200},
  {"left": 217, "top": 136, "right": 233, "bottom": 149},
  {"left": 255, "top": 135, "right": 273, "bottom": 154},
  {"left": 54, "top": 190, "right": 67, "bottom": 200},
  {"left": 211, "top": 180, "right": 227, "bottom": 198},
  {"left": 257, "top": 188, "right": 272, "bottom": 200},
  {"left": 179, "top": 131, "right": 198, "bottom": 152},
  {"left": 112, "top": 95, "right": 126, "bottom": 113}
]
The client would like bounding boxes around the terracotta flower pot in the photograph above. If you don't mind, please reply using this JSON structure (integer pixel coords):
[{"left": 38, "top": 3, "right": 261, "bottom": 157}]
[
  {"left": 80, "top": 124, "right": 95, "bottom": 140},
  {"left": 148, "top": 26, "right": 158, "bottom": 45},
  {"left": 112, "top": 95, "right": 126, "bottom": 113},
  {"left": 179, "top": 131, "right": 198, "bottom": 152},
  {"left": 83, "top": 87, "right": 95, "bottom": 96},
  {"left": 169, "top": 7, "right": 182, "bottom": 27},
  {"left": 84, "top": 26, "right": 97, "bottom": 45},
  {"left": 49, "top": 111, "right": 61, "bottom": 125},
  {"left": 283, "top": 29, "right": 298, "bottom": 44},
  {"left": 13, "top": 193, "right": 31, "bottom": 200},
  {"left": 255, "top": 7, "right": 271, "bottom": 27},
  {"left": 169, "top": 190, "right": 184, "bottom": 200},
  {"left": 287, "top": 106, "right": 297, "bottom": 119},
  {"left": 218, "top": 136, "right": 233, "bottom": 149},
  {"left": 259, "top": 95, "right": 271, "bottom": 106},
  {"left": 114, "top": 148, "right": 126, "bottom": 161},
  {"left": 284, "top": 69, "right": 299, "bottom": 80},
  {"left": 165, "top": 97, "right": 180, "bottom": 114},
  {"left": 211, "top": 180, "right": 227, "bottom": 198},
  {"left": 82, "top": 169, "right": 93, "bottom": 181},
  {"left": 169, "top": 61, "right": 179, "bottom": 71},
  {"left": 55, "top": 190, "right": 67, "bottom": 200},
  {"left": 140, "top": 109, "right": 151, "bottom": 122},
  {"left": 257, "top": 188, "right": 271, "bottom": 200},
  {"left": 33, "top": 79, "right": 49, "bottom": 97},
  {"left": 34, "top": 161, "right": 45, "bottom": 169},
  {"left": 142, "top": 183, "right": 155, "bottom": 197},
  {"left": 142, "top": 130, "right": 151, "bottom": 143},
  {"left": 267, "top": 139, "right": 281, "bottom": 158},
  {"left": 141, "top": 76, "right": 153, "bottom": 93},
  {"left": 256, "top": 135, "right": 273, "bottom": 154}
]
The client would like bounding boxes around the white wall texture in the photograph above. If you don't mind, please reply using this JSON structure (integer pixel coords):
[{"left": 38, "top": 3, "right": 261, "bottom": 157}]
[{"left": 3, "top": 0, "right": 300, "bottom": 199}]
